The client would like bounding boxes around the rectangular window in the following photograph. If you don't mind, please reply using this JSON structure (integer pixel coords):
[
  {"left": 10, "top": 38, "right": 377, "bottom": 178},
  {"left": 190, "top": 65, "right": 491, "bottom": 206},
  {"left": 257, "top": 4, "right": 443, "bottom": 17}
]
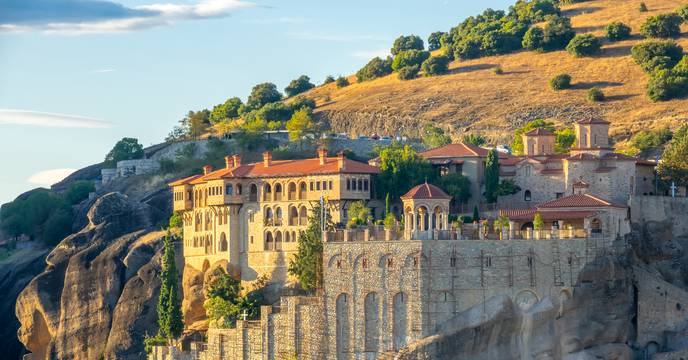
[
  {"left": 363, "top": 179, "right": 369, "bottom": 191},
  {"left": 347, "top": 179, "right": 351, "bottom": 190},
  {"left": 352, "top": 179, "right": 357, "bottom": 191},
  {"left": 556, "top": 192, "right": 564, "bottom": 199},
  {"left": 329, "top": 180, "right": 333, "bottom": 190},
  {"left": 316, "top": 182, "right": 321, "bottom": 190},
  {"left": 310, "top": 182, "right": 314, "bottom": 191},
  {"left": 358, "top": 179, "right": 363, "bottom": 191},
  {"left": 322, "top": 180, "right": 327, "bottom": 190}
]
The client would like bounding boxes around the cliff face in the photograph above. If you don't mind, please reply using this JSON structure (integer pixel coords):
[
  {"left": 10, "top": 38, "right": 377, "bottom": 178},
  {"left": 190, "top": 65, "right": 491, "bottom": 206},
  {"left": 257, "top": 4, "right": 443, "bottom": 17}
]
[{"left": 15, "top": 192, "right": 167, "bottom": 360}]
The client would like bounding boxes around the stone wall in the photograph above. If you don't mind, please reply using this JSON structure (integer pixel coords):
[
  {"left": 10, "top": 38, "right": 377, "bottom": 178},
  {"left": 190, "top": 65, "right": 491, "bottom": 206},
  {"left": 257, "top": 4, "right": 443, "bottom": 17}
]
[
  {"left": 630, "top": 196, "right": 688, "bottom": 238},
  {"left": 635, "top": 267, "right": 688, "bottom": 348}
]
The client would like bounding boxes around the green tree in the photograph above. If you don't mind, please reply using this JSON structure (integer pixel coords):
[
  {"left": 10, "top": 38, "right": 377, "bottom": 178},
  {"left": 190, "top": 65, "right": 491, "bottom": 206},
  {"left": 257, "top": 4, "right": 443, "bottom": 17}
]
[
  {"left": 555, "top": 128, "right": 576, "bottom": 153},
  {"left": 209, "top": 97, "right": 243, "bottom": 124},
  {"left": 484, "top": 149, "right": 500, "bottom": 203},
  {"left": 542, "top": 16, "right": 576, "bottom": 51},
  {"left": 463, "top": 133, "right": 487, "bottom": 146},
  {"left": 104, "top": 137, "right": 144, "bottom": 166},
  {"left": 375, "top": 143, "right": 434, "bottom": 200},
  {"left": 587, "top": 87, "right": 605, "bottom": 102},
  {"left": 422, "top": 124, "right": 451, "bottom": 149},
  {"left": 605, "top": 21, "right": 632, "bottom": 41},
  {"left": 63, "top": 180, "right": 95, "bottom": 205},
  {"left": 397, "top": 65, "right": 420, "bottom": 80},
  {"left": 289, "top": 96, "right": 316, "bottom": 111},
  {"left": 335, "top": 76, "right": 350, "bottom": 88},
  {"left": 436, "top": 173, "right": 472, "bottom": 204},
  {"left": 157, "top": 233, "right": 183, "bottom": 341},
  {"left": 511, "top": 119, "right": 556, "bottom": 154},
  {"left": 631, "top": 41, "right": 684, "bottom": 73},
  {"left": 421, "top": 55, "right": 450, "bottom": 76},
  {"left": 658, "top": 124, "right": 688, "bottom": 185},
  {"left": 428, "top": 31, "right": 448, "bottom": 51},
  {"left": 566, "top": 34, "right": 601, "bottom": 57},
  {"left": 522, "top": 26, "right": 545, "bottom": 51},
  {"left": 550, "top": 73, "right": 572, "bottom": 90},
  {"left": 391, "top": 35, "right": 424, "bottom": 55},
  {"left": 247, "top": 82, "right": 282, "bottom": 110},
  {"left": 510, "top": 0, "right": 560, "bottom": 22},
  {"left": 533, "top": 212, "right": 544, "bottom": 230},
  {"left": 347, "top": 201, "right": 371, "bottom": 228},
  {"left": 496, "top": 179, "right": 521, "bottom": 196},
  {"left": 472, "top": 205, "right": 480, "bottom": 222},
  {"left": 169, "top": 211, "right": 183, "bottom": 229},
  {"left": 647, "top": 68, "right": 688, "bottom": 101},
  {"left": 391, "top": 50, "right": 431, "bottom": 72},
  {"left": 639, "top": 2, "right": 648, "bottom": 12},
  {"left": 184, "top": 110, "right": 210, "bottom": 141},
  {"left": 640, "top": 13, "right": 683, "bottom": 39},
  {"left": 284, "top": 75, "right": 315, "bottom": 97},
  {"left": 285, "top": 107, "right": 315, "bottom": 143},
  {"left": 356, "top": 57, "right": 393, "bottom": 82},
  {"left": 323, "top": 75, "right": 335, "bottom": 84},
  {"left": 678, "top": 5, "right": 688, "bottom": 22},
  {"left": 288, "top": 203, "right": 330, "bottom": 290}
]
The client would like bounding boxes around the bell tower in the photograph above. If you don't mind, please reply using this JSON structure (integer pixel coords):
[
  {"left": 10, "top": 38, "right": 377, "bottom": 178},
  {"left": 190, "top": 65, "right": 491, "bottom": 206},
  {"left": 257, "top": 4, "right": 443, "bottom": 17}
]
[{"left": 572, "top": 118, "right": 611, "bottom": 156}]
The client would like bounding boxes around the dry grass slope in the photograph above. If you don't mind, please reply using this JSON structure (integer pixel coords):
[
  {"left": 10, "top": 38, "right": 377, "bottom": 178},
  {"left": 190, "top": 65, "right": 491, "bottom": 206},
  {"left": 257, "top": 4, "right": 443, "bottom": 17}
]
[{"left": 304, "top": 0, "right": 688, "bottom": 145}]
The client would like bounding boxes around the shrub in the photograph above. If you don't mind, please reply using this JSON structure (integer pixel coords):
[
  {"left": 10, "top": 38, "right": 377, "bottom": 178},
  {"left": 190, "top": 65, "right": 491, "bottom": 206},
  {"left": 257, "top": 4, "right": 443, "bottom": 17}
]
[
  {"left": 522, "top": 26, "right": 545, "bottom": 51},
  {"left": 605, "top": 21, "right": 632, "bottom": 41},
  {"left": 493, "top": 66, "right": 504, "bottom": 75},
  {"left": 549, "top": 73, "right": 572, "bottom": 90},
  {"left": 678, "top": 5, "right": 688, "bottom": 22},
  {"left": 566, "top": 34, "right": 601, "bottom": 57},
  {"left": 421, "top": 55, "right": 450, "bottom": 76},
  {"left": 510, "top": 0, "right": 561, "bottom": 22},
  {"left": 428, "top": 31, "right": 447, "bottom": 51},
  {"left": 104, "top": 137, "right": 144, "bottom": 166},
  {"left": 64, "top": 180, "right": 95, "bottom": 205},
  {"left": 587, "top": 87, "right": 605, "bottom": 102},
  {"left": 391, "top": 50, "right": 431, "bottom": 71},
  {"left": 335, "top": 76, "right": 349, "bottom": 88},
  {"left": 640, "top": 13, "right": 683, "bottom": 38},
  {"left": 355, "top": 57, "right": 393, "bottom": 82},
  {"left": 323, "top": 75, "right": 335, "bottom": 84},
  {"left": 289, "top": 96, "right": 316, "bottom": 111},
  {"left": 639, "top": 2, "right": 648, "bottom": 12},
  {"left": 647, "top": 69, "right": 688, "bottom": 101},
  {"left": 397, "top": 65, "right": 419, "bottom": 80},
  {"left": 542, "top": 16, "right": 576, "bottom": 51},
  {"left": 246, "top": 82, "right": 282, "bottom": 110},
  {"left": 391, "top": 35, "right": 424, "bottom": 55},
  {"left": 631, "top": 41, "right": 684, "bottom": 73},
  {"left": 209, "top": 97, "right": 243, "bottom": 124},
  {"left": 284, "top": 75, "right": 315, "bottom": 97}
]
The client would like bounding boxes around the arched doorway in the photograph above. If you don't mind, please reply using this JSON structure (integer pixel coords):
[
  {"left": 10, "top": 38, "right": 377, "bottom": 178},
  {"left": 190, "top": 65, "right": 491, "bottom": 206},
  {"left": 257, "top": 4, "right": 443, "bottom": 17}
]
[
  {"left": 336, "top": 293, "right": 350, "bottom": 360},
  {"left": 364, "top": 292, "right": 380, "bottom": 356},
  {"left": 393, "top": 292, "right": 407, "bottom": 350},
  {"left": 219, "top": 233, "right": 228, "bottom": 252}
]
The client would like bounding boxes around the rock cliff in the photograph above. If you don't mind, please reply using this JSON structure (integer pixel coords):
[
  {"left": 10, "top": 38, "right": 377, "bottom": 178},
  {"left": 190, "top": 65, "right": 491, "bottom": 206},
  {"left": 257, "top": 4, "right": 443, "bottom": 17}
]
[{"left": 15, "top": 192, "right": 168, "bottom": 360}]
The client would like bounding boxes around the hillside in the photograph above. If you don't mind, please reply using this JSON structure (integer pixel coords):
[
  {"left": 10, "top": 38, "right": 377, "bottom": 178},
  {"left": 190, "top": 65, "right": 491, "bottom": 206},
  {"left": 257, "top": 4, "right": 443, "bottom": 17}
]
[{"left": 305, "top": 0, "right": 688, "bottom": 145}]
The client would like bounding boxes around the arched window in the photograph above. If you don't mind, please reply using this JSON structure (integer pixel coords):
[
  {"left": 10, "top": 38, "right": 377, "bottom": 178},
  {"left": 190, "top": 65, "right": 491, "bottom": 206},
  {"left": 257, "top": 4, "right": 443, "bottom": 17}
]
[
  {"left": 275, "top": 207, "right": 283, "bottom": 226},
  {"left": 393, "top": 292, "right": 407, "bottom": 350},
  {"left": 364, "top": 292, "right": 380, "bottom": 354},
  {"left": 336, "top": 294, "right": 350, "bottom": 358},
  {"left": 265, "top": 207, "right": 274, "bottom": 226},
  {"left": 274, "top": 183, "right": 283, "bottom": 201},
  {"left": 264, "top": 231, "right": 274, "bottom": 251},
  {"left": 263, "top": 183, "right": 272, "bottom": 201},
  {"left": 236, "top": 183, "right": 242, "bottom": 195},
  {"left": 219, "top": 233, "right": 228, "bottom": 252},
  {"left": 289, "top": 206, "right": 299, "bottom": 226},
  {"left": 225, "top": 184, "right": 233, "bottom": 195},
  {"left": 249, "top": 184, "right": 258, "bottom": 202},
  {"left": 299, "top": 206, "right": 308, "bottom": 226},
  {"left": 299, "top": 182, "right": 307, "bottom": 199},
  {"left": 288, "top": 182, "right": 297, "bottom": 200},
  {"left": 285, "top": 232, "right": 291, "bottom": 242},
  {"left": 524, "top": 190, "right": 532, "bottom": 201}
]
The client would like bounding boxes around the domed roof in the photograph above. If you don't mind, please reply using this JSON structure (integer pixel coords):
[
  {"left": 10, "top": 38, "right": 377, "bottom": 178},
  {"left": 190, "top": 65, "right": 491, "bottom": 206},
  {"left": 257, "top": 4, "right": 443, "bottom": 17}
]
[{"left": 401, "top": 182, "right": 451, "bottom": 200}]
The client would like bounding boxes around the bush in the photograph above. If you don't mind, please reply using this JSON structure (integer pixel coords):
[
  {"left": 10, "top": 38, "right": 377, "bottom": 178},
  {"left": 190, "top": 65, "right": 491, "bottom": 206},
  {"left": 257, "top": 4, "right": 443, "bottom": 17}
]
[
  {"left": 391, "top": 50, "right": 430, "bottom": 71},
  {"left": 104, "top": 137, "right": 144, "bottom": 166},
  {"left": 587, "top": 87, "right": 605, "bottom": 102},
  {"left": 421, "top": 55, "right": 450, "bottom": 76},
  {"left": 335, "top": 76, "right": 349, "bottom": 88},
  {"left": 323, "top": 75, "right": 335, "bottom": 84},
  {"left": 522, "top": 26, "right": 545, "bottom": 51},
  {"left": 631, "top": 41, "right": 684, "bottom": 73},
  {"left": 566, "top": 34, "right": 601, "bottom": 57},
  {"left": 64, "top": 180, "right": 95, "bottom": 205},
  {"left": 640, "top": 13, "right": 683, "bottom": 38},
  {"left": 356, "top": 57, "right": 393, "bottom": 82},
  {"left": 289, "top": 96, "right": 316, "bottom": 111},
  {"left": 639, "top": 2, "right": 648, "bottom": 12},
  {"left": 448, "top": 8, "right": 529, "bottom": 60},
  {"left": 391, "top": 35, "right": 424, "bottom": 55},
  {"left": 510, "top": 0, "right": 561, "bottom": 22},
  {"left": 678, "top": 5, "right": 688, "bottom": 22},
  {"left": 428, "top": 31, "right": 447, "bottom": 51},
  {"left": 284, "top": 75, "right": 315, "bottom": 97},
  {"left": 605, "top": 21, "right": 632, "bottom": 41},
  {"left": 246, "top": 82, "right": 282, "bottom": 110},
  {"left": 647, "top": 69, "right": 688, "bottom": 101},
  {"left": 494, "top": 66, "right": 504, "bottom": 75},
  {"left": 549, "top": 73, "right": 572, "bottom": 90},
  {"left": 397, "top": 65, "right": 419, "bottom": 80},
  {"left": 523, "top": 16, "right": 576, "bottom": 52},
  {"left": 209, "top": 97, "right": 243, "bottom": 124}
]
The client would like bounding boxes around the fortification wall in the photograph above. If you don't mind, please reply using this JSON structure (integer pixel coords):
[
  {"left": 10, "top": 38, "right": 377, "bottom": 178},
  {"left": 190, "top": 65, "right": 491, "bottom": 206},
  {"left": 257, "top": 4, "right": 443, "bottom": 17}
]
[{"left": 630, "top": 196, "right": 688, "bottom": 238}]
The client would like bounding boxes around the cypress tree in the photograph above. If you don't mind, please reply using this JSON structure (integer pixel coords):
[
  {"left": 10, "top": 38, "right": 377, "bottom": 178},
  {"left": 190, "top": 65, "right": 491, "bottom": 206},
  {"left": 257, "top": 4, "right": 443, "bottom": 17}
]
[
  {"left": 484, "top": 149, "right": 500, "bottom": 203},
  {"left": 157, "top": 232, "right": 183, "bottom": 342},
  {"left": 472, "top": 205, "right": 480, "bottom": 223},
  {"left": 288, "top": 203, "right": 331, "bottom": 290},
  {"left": 385, "top": 193, "right": 391, "bottom": 216}
]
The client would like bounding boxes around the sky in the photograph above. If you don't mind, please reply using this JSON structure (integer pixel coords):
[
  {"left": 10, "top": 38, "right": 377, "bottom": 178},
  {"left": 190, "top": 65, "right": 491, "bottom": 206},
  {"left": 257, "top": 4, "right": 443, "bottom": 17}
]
[{"left": 0, "top": 0, "right": 513, "bottom": 205}]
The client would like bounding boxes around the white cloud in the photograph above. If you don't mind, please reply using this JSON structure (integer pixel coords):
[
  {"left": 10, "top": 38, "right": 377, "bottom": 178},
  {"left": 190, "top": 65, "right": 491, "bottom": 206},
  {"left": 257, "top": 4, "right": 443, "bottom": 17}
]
[
  {"left": 288, "top": 31, "right": 378, "bottom": 43},
  {"left": 243, "top": 17, "right": 308, "bottom": 24},
  {"left": 351, "top": 48, "right": 390, "bottom": 59},
  {"left": 0, "top": 109, "right": 112, "bottom": 128},
  {"left": 90, "top": 68, "right": 117, "bottom": 73},
  {"left": 0, "top": 0, "right": 254, "bottom": 35},
  {"left": 27, "top": 168, "right": 77, "bottom": 186}
]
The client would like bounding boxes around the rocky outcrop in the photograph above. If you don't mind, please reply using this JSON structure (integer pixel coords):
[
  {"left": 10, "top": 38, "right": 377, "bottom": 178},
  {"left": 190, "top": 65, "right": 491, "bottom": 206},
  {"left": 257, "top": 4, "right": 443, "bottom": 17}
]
[{"left": 15, "top": 193, "right": 167, "bottom": 360}]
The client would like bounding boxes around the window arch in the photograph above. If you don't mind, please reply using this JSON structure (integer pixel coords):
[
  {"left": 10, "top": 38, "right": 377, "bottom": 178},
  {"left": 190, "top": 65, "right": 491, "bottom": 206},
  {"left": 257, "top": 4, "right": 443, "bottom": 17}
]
[
  {"left": 289, "top": 206, "right": 299, "bottom": 226},
  {"left": 219, "top": 233, "right": 228, "bottom": 252},
  {"left": 274, "top": 231, "right": 283, "bottom": 251},
  {"left": 263, "top": 183, "right": 272, "bottom": 201},
  {"left": 299, "top": 206, "right": 308, "bottom": 226},
  {"left": 524, "top": 190, "right": 532, "bottom": 202},
  {"left": 264, "top": 231, "right": 274, "bottom": 251},
  {"left": 274, "top": 183, "right": 283, "bottom": 201},
  {"left": 275, "top": 206, "right": 283, "bottom": 226},
  {"left": 288, "top": 182, "right": 297, "bottom": 200},
  {"left": 249, "top": 184, "right": 258, "bottom": 202},
  {"left": 299, "top": 181, "right": 307, "bottom": 199}
]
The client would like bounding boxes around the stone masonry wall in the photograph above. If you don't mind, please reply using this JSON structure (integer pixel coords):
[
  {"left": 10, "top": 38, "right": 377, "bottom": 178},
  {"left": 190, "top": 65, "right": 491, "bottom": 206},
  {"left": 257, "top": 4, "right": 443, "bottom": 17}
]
[
  {"left": 630, "top": 196, "right": 688, "bottom": 238},
  {"left": 636, "top": 267, "right": 688, "bottom": 348}
]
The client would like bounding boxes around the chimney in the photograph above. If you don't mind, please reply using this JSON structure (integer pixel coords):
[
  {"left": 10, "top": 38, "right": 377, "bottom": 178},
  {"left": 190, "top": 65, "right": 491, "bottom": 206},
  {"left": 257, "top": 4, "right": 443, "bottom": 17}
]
[
  {"left": 318, "top": 147, "right": 328, "bottom": 165},
  {"left": 224, "top": 155, "right": 233, "bottom": 169},
  {"left": 203, "top": 165, "right": 213, "bottom": 175},
  {"left": 337, "top": 151, "right": 346, "bottom": 171},
  {"left": 232, "top": 154, "right": 241, "bottom": 167},
  {"left": 263, "top": 151, "right": 272, "bottom": 167}
]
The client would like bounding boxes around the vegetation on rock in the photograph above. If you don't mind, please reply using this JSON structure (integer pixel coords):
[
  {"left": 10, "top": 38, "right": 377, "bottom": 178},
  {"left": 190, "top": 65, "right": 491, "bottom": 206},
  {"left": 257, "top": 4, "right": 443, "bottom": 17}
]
[
  {"left": 157, "top": 233, "right": 183, "bottom": 341},
  {"left": 335, "top": 76, "right": 349, "bottom": 88}
]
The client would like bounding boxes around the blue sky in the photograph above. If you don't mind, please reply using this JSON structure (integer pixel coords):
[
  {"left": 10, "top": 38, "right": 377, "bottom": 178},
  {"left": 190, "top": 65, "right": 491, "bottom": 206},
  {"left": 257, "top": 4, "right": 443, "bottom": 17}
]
[{"left": 0, "top": 0, "right": 513, "bottom": 204}]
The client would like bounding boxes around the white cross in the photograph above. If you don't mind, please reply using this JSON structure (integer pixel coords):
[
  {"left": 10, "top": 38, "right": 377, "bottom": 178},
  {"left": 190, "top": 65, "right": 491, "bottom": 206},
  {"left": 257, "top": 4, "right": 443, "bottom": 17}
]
[
  {"left": 671, "top": 181, "right": 677, "bottom": 198},
  {"left": 241, "top": 309, "right": 248, "bottom": 321}
]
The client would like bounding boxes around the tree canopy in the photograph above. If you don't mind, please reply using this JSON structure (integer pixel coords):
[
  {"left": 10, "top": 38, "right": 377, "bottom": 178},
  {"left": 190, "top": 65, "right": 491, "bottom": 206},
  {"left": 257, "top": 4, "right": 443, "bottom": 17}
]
[
  {"left": 356, "top": 57, "right": 393, "bottom": 82},
  {"left": 436, "top": 173, "right": 472, "bottom": 204},
  {"left": 422, "top": 124, "right": 452, "bottom": 149},
  {"left": 375, "top": 143, "right": 434, "bottom": 200},
  {"left": 428, "top": 31, "right": 447, "bottom": 51},
  {"left": 288, "top": 203, "right": 330, "bottom": 290},
  {"left": 209, "top": 97, "right": 243, "bottom": 124},
  {"left": 284, "top": 75, "right": 315, "bottom": 98},
  {"left": 246, "top": 82, "right": 282, "bottom": 110},
  {"left": 157, "top": 233, "right": 183, "bottom": 340},
  {"left": 285, "top": 107, "right": 315, "bottom": 142},
  {"left": 484, "top": 149, "right": 500, "bottom": 203},
  {"left": 104, "top": 137, "right": 144, "bottom": 166},
  {"left": 391, "top": 35, "right": 424, "bottom": 55},
  {"left": 640, "top": 13, "right": 683, "bottom": 39},
  {"left": 658, "top": 124, "right": 688, "bottom": 185},
  {"left": 391, "top": 50, "right": 431, "bottom": 72}
]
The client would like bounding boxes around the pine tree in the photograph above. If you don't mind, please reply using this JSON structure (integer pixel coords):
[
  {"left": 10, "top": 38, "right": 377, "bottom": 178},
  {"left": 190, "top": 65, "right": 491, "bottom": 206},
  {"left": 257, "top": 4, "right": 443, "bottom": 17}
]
[
  {"left": 484, "top": 149, "right": 500, "bottom": 203},
  {"left": 288, "top": 203, "right": 331, "bottom": 290},
  {"left": 157, "top": 232, "right": 183, "bottom": 342}
]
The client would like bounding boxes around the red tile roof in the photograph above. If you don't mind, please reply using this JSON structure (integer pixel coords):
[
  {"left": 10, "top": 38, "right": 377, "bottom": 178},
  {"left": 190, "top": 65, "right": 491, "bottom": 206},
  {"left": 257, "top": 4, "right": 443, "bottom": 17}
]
[
  {"left": 567, "top": 153, "right": 599, "bottom": 161},
  {"left": 577, "top": 118, "right": 610, "bottom": 125},
  {"left": 600, "top": 153, "right": 638, "bottom": 162},
  {"left": 420, "top": 142, "right": 487, "bottom": 158},
  {"left": 524, "top": 128, "right": 555, "bottom": 136},
  {"left": 573, "top": 179, "right": 590, "bottom": 188},
  {"left": 171, "top": 156, "right": 379, "bottom": 186},
  {"left": 401, "top": 183, "right": 451, "bottom": 200},
  {"left": 500, "top": 209, "right": 598, "bottom": 221},
  {"left": 538, "top": 194, "right": 625, "bottom": 208}
]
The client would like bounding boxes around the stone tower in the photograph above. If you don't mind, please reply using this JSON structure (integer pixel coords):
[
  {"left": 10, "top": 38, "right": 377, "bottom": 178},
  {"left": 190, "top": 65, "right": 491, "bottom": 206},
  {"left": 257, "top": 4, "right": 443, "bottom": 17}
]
[
  {"left": 572, "top": 118, "right": 611, "bottom": 156},
  {"left": 522, "top": 128, "right": 556, "bottom": 156}
]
